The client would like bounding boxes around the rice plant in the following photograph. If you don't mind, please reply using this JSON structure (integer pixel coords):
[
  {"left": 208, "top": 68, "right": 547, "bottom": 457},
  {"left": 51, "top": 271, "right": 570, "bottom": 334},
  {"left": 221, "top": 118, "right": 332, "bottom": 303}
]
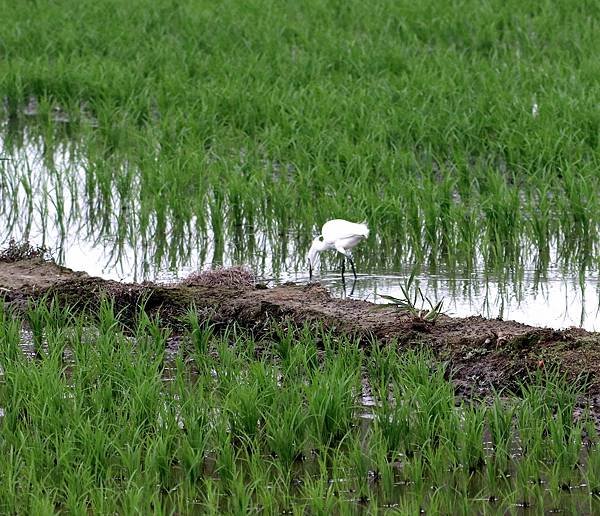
[{"left": 1, "top": 288, "right": 599, "bottom": 512}]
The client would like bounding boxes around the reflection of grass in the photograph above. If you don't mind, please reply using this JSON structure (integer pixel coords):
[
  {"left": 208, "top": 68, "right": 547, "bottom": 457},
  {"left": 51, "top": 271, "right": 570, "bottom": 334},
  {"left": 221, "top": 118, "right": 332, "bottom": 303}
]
[
  {"left": 1, "top": 0, "right": 599, "bottom": 278},
  {"left": 0, "top": 299, "right": 597, "bottom": 512}
]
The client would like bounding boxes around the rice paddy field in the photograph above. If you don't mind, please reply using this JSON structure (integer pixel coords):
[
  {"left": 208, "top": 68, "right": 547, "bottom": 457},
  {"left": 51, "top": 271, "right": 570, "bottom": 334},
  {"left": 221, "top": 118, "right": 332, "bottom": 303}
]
[
  {"left": 1, "top": 0, "right": 600, "bottom": 512},
  {"left": 1, "top": 301, "right": 599, "bottom": 514}
]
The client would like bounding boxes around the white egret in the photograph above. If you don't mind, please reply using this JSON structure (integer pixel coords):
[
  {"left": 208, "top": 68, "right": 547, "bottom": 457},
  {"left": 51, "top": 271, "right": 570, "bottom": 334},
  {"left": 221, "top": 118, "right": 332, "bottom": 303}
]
[{"left": 307, "top": 219, "right": 369, "bottom": 281}]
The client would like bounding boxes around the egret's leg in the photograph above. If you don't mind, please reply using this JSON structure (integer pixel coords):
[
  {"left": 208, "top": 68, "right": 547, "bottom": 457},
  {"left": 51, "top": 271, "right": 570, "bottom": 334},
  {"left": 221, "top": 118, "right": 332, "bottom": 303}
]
[
  {"left": 309, "top": 260, "right": 313, "bottom": 281},
  {"left": 348, "top": 257, "right": 357, "bottom": 279},
  {"left": 335, "top": 244, "right": 349, "bottom": 283},
  {"left": 349, "top": 278, "right": 356, "bottom": 296}
]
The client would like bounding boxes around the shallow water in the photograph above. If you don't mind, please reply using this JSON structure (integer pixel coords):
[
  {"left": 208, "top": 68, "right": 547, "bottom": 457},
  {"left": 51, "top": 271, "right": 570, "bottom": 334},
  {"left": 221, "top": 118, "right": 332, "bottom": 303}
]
[
  {"left": 292, "top": 266, "right": 600, "bottom": 331},
  {"left": 1, "top": 129, "right": 599, "bottom": 331}
]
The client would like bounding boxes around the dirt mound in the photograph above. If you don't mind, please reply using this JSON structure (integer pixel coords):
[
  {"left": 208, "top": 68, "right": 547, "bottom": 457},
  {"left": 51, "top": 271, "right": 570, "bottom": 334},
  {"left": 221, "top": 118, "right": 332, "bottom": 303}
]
[{"left": 1, "top": 257, "right": 599, "bottom": 405}]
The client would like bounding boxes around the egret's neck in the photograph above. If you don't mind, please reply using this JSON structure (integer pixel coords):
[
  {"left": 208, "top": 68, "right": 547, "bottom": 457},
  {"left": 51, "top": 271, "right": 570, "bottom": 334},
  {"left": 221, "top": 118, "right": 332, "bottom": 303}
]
[
  {"left": 311, "top": 237, "right": 328, "bottom": 253},
  {"left": 307, "top": 237, "right": 327, "bottom": 268}
]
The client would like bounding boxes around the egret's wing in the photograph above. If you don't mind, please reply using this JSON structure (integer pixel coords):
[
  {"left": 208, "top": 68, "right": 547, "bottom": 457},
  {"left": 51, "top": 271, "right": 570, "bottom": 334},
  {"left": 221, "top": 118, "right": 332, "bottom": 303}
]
[{"left": 322, "top": 219, "right": 369, "bottom": 243}]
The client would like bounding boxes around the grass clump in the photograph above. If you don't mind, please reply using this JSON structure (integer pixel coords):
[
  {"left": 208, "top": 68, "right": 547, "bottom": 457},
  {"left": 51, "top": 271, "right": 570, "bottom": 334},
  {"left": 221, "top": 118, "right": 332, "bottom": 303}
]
[
  {"left": 380, "top": 271, "right": 446, "bottom": 323},
  {"left": 183, "top": 266, "right": 255, "bottom": 288},
  {"left": 0, "top": 239, "right": 51, "bottom": 263}
]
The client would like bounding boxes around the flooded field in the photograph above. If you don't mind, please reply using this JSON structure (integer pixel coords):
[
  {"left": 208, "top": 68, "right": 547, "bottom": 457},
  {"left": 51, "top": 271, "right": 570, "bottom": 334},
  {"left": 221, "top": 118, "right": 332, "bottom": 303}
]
[
  {"left": 1, "top": 0, "right": 600, "bottom": 512},
  {"left": 1, "top": 130, "right": 599, "bottom": 330}
]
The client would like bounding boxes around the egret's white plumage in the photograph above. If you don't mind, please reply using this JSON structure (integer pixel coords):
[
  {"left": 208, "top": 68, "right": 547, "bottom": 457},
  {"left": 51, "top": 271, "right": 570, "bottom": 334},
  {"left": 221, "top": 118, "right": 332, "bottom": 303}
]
[{"left": 308, "top": 219, "right": 369, "bottom": 280}]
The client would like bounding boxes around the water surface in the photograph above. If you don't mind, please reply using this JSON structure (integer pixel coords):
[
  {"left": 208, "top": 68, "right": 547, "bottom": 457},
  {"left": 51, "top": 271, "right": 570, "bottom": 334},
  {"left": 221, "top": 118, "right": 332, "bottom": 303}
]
[{"left": 1, "top": 129, "right": 598, "bottom": 331}]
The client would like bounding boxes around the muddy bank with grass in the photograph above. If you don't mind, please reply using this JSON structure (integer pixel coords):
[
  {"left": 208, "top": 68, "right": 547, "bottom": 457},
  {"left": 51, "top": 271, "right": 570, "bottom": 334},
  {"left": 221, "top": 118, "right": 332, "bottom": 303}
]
[{"left": 1, "top": 255, "right": 600, "bottom": 401}]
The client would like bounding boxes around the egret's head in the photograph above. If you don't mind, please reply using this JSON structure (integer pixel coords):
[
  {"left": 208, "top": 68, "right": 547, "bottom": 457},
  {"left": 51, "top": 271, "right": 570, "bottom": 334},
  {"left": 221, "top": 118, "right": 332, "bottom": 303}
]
[
  {"left": 307, "top": 236, "right": 326, "bottom": 272},
  {"left": 357, "top": 222, "right": 369, "bottom": 240}
]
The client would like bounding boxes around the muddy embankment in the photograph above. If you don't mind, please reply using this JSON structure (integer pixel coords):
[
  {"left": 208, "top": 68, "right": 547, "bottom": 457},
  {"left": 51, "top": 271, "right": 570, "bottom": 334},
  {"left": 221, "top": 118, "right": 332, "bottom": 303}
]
[{"left": 1, "top": 256, "right": 600, "bottom": 405}]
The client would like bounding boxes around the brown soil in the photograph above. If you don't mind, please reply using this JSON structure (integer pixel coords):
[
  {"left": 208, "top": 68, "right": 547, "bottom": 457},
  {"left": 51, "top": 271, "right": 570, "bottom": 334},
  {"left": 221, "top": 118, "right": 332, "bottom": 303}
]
[{"left": 2, "top": 257, "right": 600, "bottom": 407}]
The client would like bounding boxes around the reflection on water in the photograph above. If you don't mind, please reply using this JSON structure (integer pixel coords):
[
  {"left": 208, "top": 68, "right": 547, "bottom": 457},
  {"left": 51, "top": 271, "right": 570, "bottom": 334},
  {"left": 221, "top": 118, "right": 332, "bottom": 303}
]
[
  {"left": 1, "top": 128, "right": 599, "bottom": 331},
  {"left": 290, "top": 267, "right": 600, "bottom": 332}
]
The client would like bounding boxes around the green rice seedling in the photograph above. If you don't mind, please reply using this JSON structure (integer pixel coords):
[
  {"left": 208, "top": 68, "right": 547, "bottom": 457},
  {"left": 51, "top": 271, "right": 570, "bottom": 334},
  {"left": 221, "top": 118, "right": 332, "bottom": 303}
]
[
  {"left": 264, "top": 385, "right": 307, "bottom": 469},
  {"left": 547, "top": 411, "right": 583, "bottom": 482},
  {"left": 41, "top": 296, "right": 76, "bottom": 332},
  {"left": 394, "top": 348, "right": 443, "bottom": 390},
  {"left": 146, "top": 431, "right": 179, "bottom": 490},
  {"left": 213, "top": 423, "right": 238, "bottom": 488},
  {"left": 272, "top": 322, "right": 295, "bottom": 363},
  {"left": 517, "top": 395, "right": 547, "bottom": 462},
  {"left": 300, "top": 469, "right": 338, "bottom": 514},
  {"left": 346, "top": 432, "right": 372, "bottom": 501},
  {"left": 176, "top": 398, "right": 211, "bottom": 482},
  {"left": 0, "top": 445, "right": 27, "bottom": 513},
  {"left": 223, "top": 452, "right": 262, "bottom": 514},
  {"left": 407, "top": 379, "right": 458, "bottom": 454},
  {"left": 224, "top": 382, "right": 263, "bottom": 442},
  {"left": 301, "top": 446, "right": 354, "bottom": 514},
  {"left": 584, "top": 414, "right": 599, "bottom": 443},
  {"left": 273, "top": 323, "right": 320, "bottom": 383},
  {"left": 45, "top": 327, "right": 68, "bottom": 367},
  {"left": 96, "top": 296, "right": 122, "bottom": 336},
  {"left": 200, "top": 478, "right": 222, "bottom": 516},
  {"left": 546, "top": 461, "right": 572, "bottom": 508},
  {"left": 379, "top": 350, "right": 460, "bottom": 456},
  {"left": 74, "top": 417, "right": 116, "bottom": 483},
  {"left": 233, "top": 332, "right": 258, "bottom": 358},
  {"left": 296, "top": 323, "right": 320, "bottom": 373},
  {"left": 306, "top": 356, "right": 358, "bottom": 446},
  {"left": 60, "top": 463, "right": 96, "bottom": 514},
  {"left": 28, "top": 488, "right": 59, "bottom": 516},
  {"left": 184, "top": 307, "right": 214, "bottom": 357},
  {"left": 120, "top": 480, "right": 160, "bottom": 515},
  {"left": 212, "top": 337, "right": 239, "bottom": 392},
  {"left": 459, "top": 404, "right": 486, "bottom": 472},
  {"left": 25, "top": 297, "right": 48, "bottom": 357},
  {"left": 523, "top": 367, "right": 582, "bottom": 417},
  {"left": 483, "top": 454, "right": 510, "bottom": 502},
  {"left": 366, "top": 340, "right": 399, "bottom": 399},
  {"left": 0, "top": 301, "right": 22, "bottom": 362},
  {"left": 403, "top": 454, "right": 426, "bottom": 495},
  {"left": 135, "top": 309, "right": 171, "bottom": 359},
  {"left": 584, "top": 444, "right": 600, "bottom": 496},
  {"left": 116, "top": 439, "right": 144, "bottom": 482},
  {"left": 395, "top": 493, "right": 425, "bottom": 515},
  {"left": 487, "top": 396, "right": 515, "bottom": 471},
  {"left": 422, "top": 444, "right": 452, "bottom": 492},
  {"left": 375, "top": 385, "right": 411, "bottom": 456},
  {"left": 427, "top": 486, "right": 467, "bottom": 516},
  {"left": 87, "top": 486, "right": 118, "bottom": 515},
  {"left": 117, "top": 365, "right": 164, "bottom": 438},
  {"left": 225, "top": 360, "right": 277, "bottom": 442},
  {"left": 256, "top": 477, "right": 287, "bottom": 515},
  {"left": 515, "top": 453, "right": 542, "bottom": 495},
  {"left": 368, "top": 428, "right": 396, "bottom": 500},
  {"left": 277, "top": 343, "right": 309, "bottom": 383}
]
